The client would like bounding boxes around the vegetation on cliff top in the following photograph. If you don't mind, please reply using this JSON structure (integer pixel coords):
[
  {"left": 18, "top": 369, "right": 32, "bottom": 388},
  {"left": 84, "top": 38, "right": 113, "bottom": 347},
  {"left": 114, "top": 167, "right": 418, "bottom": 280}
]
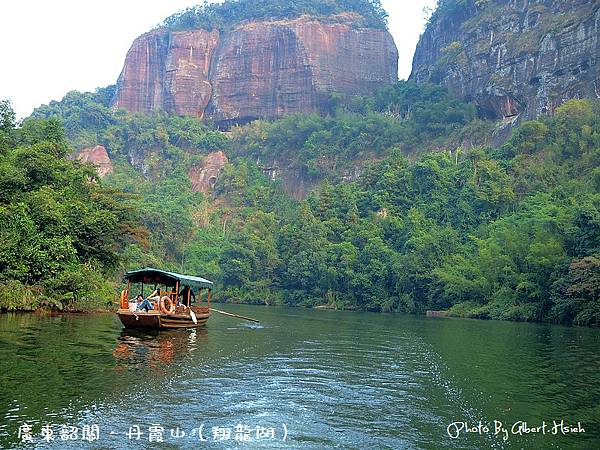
[{"left": 162, "top": 0, "right": 389, "bottom": 31}]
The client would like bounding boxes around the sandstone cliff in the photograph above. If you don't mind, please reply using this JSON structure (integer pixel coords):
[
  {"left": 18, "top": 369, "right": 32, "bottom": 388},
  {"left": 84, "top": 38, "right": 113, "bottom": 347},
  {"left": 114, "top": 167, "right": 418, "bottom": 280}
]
[
  {"left": 75, "top": 145, "right": 113, "bottom": 178},
  {"left": 113, "top": 15, "right": 398, "bottom": 124},
  {"left": 411, "top": 0, "right": 600, "bottom": 120},
  {"left": 189, "top": 151, "right": 228, "bottom": 194},
  {"left": 114, "top": 29, "right": 219, "bottom": 117}
]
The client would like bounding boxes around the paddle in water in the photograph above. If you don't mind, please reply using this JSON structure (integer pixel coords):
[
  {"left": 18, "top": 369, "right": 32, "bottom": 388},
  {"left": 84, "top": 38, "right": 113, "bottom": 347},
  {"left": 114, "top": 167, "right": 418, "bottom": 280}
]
[{"left": 210, "top": 308, "right": 260, "bottom": 323}]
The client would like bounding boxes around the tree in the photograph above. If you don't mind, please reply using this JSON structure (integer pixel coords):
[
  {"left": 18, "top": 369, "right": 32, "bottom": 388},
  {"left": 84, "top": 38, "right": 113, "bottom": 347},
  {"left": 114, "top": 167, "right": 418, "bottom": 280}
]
[
  {"left": 551, "top": 256, "right": 600, "bottom": 326},
  {"left": 0, "top": 116, "right": 145, "bottom": 310},
  {"left": 0, "top": 99, "right": 16, "bottom": 131},
  {"left": 0, "top": 99, "right": 16, "bottom": 154}
]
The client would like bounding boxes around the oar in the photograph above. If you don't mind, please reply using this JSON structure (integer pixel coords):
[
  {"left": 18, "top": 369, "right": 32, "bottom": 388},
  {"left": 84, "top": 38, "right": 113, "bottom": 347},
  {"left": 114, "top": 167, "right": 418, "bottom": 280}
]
[{"left": 210, "top": 308, "right": 260, "bottom": 323}]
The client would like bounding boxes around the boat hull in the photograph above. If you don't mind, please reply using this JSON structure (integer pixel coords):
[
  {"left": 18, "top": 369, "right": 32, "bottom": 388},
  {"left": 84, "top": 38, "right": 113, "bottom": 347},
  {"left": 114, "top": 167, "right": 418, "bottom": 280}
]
[{"left": 117, "top": 307, "right": 210, "bottom": 330}]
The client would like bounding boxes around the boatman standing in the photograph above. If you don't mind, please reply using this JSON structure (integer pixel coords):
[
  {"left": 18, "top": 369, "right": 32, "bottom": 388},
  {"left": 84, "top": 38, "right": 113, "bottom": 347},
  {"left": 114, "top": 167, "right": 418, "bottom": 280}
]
[{"left": 179, "top": 285, "right": 195, "bottom": 308}]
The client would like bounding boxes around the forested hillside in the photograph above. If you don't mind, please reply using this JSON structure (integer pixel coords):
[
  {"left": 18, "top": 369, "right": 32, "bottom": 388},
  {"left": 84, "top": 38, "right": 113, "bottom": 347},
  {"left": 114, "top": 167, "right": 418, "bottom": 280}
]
[
  {"left": 25, "top": 79, "right": 600, "bottom": 326},
  {"left": 0, "top": 101, "right": 145, "bottom": 311}
]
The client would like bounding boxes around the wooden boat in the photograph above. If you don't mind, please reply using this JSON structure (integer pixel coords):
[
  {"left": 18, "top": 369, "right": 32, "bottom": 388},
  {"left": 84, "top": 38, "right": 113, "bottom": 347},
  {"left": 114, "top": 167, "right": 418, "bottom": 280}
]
[{"left": 117, "top": 268, "right": 213, "bottom": 330}]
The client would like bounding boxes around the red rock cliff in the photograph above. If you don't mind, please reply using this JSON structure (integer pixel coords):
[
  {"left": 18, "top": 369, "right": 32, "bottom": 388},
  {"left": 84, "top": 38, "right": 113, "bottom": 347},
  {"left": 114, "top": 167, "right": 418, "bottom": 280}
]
[
  {"left": 113, "top": 15, "right": 398, "bottom": 124},
  {"left": 114, "top": 29, "right": 219, "bottom": 116},
  {"left": 189, "top": 151, "right": 229, "bottom": 194},
  {"left": 75, "top": 145, "right": 113, "bottom": 178}
]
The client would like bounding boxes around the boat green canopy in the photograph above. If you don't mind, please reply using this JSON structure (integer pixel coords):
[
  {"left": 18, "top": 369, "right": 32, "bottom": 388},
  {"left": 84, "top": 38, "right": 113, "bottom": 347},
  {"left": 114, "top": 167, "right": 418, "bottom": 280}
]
[{"left": 124, "top": 268, "right": 214, "bottom": 289}]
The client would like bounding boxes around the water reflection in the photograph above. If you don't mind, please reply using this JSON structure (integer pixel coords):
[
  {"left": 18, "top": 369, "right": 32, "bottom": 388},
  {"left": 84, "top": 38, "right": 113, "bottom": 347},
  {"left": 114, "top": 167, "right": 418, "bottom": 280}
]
[
  {"left": 113, "top": 328, "right": 208, "bottom": 373},
  {"left": 0, "top": 308, "right": 599, "bottom": 449}
]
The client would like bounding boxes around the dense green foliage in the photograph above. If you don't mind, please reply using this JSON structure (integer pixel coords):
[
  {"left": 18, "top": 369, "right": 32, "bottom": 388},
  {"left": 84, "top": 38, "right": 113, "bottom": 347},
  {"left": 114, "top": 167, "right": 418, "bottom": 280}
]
[
  {"left": 31, "top": 93, "right": 236, "bottom": 283},
  {"left": 231, "top": 81, "right": 486, "bottom": 179},
  {"left": 30, "top": 86, "right": 115, "bottom": 151},
  {"left": 162, "top": 0, "right": 388, "bottom": 31},
  {"left": 25, "top": 83, "right": 600, "bottom": 326},
  {"left": 218, "top": 99, "right": 599, "bottom": 326},
  {"left": 0, "top": 101, "right": 144, "bottom": 311}
]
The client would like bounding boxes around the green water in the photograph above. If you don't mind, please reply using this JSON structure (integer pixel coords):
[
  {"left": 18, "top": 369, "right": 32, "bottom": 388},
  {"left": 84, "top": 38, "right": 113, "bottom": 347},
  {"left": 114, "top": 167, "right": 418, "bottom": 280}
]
[{"left": 0, "top": 306, "right": 599, "bottom": 449}]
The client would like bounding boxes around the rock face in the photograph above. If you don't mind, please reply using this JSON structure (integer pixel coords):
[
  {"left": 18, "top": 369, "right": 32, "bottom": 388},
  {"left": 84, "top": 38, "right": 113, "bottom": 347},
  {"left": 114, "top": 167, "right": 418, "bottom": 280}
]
[
  {"left": 261, "top": 162, "right": 318, "bottom": 201},
  {"left": 189, "top": 151, "right": 229, "bottom": 194},
  {"left": 114, "top": 29, "right": 219, "bottom": 117},
  {"left": 76, "top": 145, "right": 113, "bottom": 178},
  {"left": 410, "top": 0, "right": 600, "bottom": 120},
  {"left": 113, "top": 15, "right": 398, "bottom": 124},
  {"left": 260, "top": 156, "right": 372, "bottom": 200}
]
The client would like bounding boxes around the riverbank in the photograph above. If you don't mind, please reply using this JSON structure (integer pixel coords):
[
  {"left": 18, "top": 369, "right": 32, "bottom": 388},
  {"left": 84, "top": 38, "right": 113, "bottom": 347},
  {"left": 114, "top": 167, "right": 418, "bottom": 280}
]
[
  {"left": 1, "top": 292, "right": 597, "bottom": 328},
  {"left": 0, "top": 283, "right": 115, "bottom": 314},
  {"left": 0, "top": 305, "right": 115, "bottom": 315},
  {"left": 0, "top": 274, "right": 120, "bottom": 313}
]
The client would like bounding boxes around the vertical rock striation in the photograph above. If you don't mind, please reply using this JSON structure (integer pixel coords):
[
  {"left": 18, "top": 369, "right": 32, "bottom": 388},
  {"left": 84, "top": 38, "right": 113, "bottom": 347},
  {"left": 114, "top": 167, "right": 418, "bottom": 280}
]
[
  {"left": 209, "top": 20, "right": 318, "bottom": 125},
  {"left": 113, "top": 15, "right": 398, "bottom": 124},
  {"left": 113, "top": 31, "right": 170, "bottom": 114},
  {"left": 410, "top": 0, "right": 600, "bottom": 120},
  {"left": 164, "top": 30, "right": 220, "bottom": 117},
  {"left": 114, "top": 29, "right": 219, "bottom": 116}
]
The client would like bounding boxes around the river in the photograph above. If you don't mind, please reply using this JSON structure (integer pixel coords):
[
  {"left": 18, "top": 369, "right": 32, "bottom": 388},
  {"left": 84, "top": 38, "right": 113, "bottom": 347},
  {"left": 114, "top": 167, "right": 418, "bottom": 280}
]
[{"left": 0, "top": 306, "right": 599, "bottom": 449}]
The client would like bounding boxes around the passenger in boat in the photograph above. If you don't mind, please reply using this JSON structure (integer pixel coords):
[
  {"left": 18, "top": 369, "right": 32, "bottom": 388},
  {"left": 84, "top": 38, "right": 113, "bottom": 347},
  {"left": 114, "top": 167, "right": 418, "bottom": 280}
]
[
  {"left": 137, "top": 289, "right": 159, "bottom": 312},
  {"left": 128, "top": 294, "right": 143, "bottom": 312},
  {"left": 178, "top": 285, "right": 195, "bottom": 308}
]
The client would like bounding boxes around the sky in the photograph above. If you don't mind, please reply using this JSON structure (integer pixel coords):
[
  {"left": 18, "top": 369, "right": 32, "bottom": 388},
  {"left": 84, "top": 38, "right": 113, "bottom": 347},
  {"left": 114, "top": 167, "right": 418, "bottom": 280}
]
[{"left": 0, "top": 0, "right": 437, "bottom": 119}]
